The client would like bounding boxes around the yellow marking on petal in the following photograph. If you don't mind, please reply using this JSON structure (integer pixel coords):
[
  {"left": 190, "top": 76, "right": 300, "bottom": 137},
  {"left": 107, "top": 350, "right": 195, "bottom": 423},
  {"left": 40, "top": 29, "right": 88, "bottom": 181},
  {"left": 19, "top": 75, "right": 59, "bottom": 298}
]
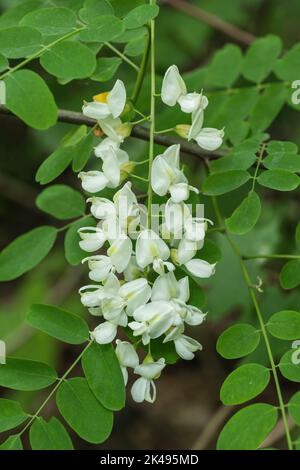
[
  {"left": 107, "top": 245, "right": 117, "bottom": 256},
  {"left": 93, "top": 91, "right": 109, "bottom": 103},
  {"left": 150, "top": 243, "right": 159, "bottom": 257}
]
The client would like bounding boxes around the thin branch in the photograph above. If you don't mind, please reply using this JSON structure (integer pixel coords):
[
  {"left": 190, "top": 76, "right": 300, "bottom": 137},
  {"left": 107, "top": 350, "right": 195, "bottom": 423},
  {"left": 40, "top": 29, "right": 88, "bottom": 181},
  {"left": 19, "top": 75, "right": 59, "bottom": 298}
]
[
  {"left": 162, "top": 0, "right": 256, "bottom": 46},
  {"left": 0, "top": 105, "right": 221, "bottom": 161},
  {"left": 191, "top": 405, "right": 234, "bottom": 450}
]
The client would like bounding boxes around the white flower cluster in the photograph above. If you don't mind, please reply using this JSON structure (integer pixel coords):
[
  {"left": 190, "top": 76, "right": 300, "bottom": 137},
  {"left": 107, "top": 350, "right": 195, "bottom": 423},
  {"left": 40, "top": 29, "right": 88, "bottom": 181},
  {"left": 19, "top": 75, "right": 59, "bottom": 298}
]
[
  {"left": 162, "top": 65, "right": 224, "bottom": 151},
  {"left": 78, "top": 66, "right": 222, "bottom": 404}
]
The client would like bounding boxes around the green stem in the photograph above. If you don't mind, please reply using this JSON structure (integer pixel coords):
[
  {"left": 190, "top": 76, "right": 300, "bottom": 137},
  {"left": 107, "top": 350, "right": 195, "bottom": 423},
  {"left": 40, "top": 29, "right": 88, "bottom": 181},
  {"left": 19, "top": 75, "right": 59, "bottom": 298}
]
[
  {"left": 0, "top": 28, "right": 84, "bottom": 80},
  {"left": 211, "top": 196, "right": 293, "bottom": 451},
  {"left": 105, "top": 42, "right": 139, "bottom": 73},
  {"left": 131, "top": 28, "right": 151, "bottom": 104},
  {"left": 243, "top": 254, "right": 300, "bottom": 261},
  {"left": 147, "top": 0, "right": 156, "bottom": 229},
  {"left": 130, "top": 174, "right": 149, "bottom": 183},
  {"left": 251, "top": 143, "right": 266, "bottom": 192},
  {"left": 57, "top": 214, "right": 90, "bottom": 233},
  {"left": 18, "top": 341, "right": 93, "bottom": 437},
  {"left": 155, "top": 127, "right": 175, "bottom": 134}
]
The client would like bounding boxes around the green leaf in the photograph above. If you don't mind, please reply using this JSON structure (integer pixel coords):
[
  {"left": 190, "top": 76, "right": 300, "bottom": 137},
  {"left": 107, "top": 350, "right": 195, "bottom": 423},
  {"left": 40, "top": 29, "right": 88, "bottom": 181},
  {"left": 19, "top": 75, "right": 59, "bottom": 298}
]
[
  {"left": 124, "top": 4, "right": 159, "bottom": 29},
  {"left": 226, "top": 120, "right": 249, "bottom": 146},
  {"left": 4, "top": 70, "right": 57, "bottom": 130},
  {"left": 267, "top": 310, "right": 300, "bottom": 340},
  {"left": 206, "top": 44, "right": 242, "bottom": 88},
  {"left": 0, "top": 26, "right": 42, "bottom": 58},
  {"left": 56, "top": 377, "right": 113, "bottom": 443},
  {"left": 40, "top": 41, "right": 96, "bottom": 80},
  {"left": 20, "top": 7, "right": 77, "bottom": 38},
  {"left": 257, "top": 169, "right": 300, "bottom": 191},
  {"left": 27, "top": 304, "right": 90, "bottom": 344},
  {"left": 0, "top": 226, "right": 57, "bottom": 281},
  {"left": 36, "top": 185, "right": 85, "bottom": 220},
  {"left": 275, "top": 44, "right": 300, "bottom": 82},
  {"left": 0, "top": 358, "right": 57, "bottom": 391},
  {"left": 288, "top": 392, "right": 300, "bottom": 425},
  {"left": 202, "top": 170, "right": 251, "bottom": 196},
  {"left": 217, "top": 404, "right": 278, "bottom": 450},
  {"left": 29, "top": 417, "right": 73, "bottom": 450},
  {"left": 264, "top": 140, "right": 300, "bottom": 172},
  {"left": 279, "top": 350, "right": 300, "bottom": 382},
  {"left": 0, "top": 53, "right": 8, "bottom": 72},
  {"left": 263, "top": 153, "right": 300, "bottom": 172},
  {"left": 82, "top": 342, "right": 125, "bottom": 411},
  {"left": 242, "top": 35, "right": 282, "bottom": 83},
  {"left": 79, "top": 15, "right": 124, "bottom": 42},
  {"left": 226, "top": 192, "right": 261, "bottom": 235},
  {"left": 0, "top": 435, "right": 23, "bottom": 450},
  {"left": 114, "top": 26, "right": 147, "bottom": 43},
  {"left": 210, "top": 140, "right": 259, "bottom": 174},
  {"left": 217, "top": 323, "right": 261, "bottom": 359},
  {"left": 280, "top": 260, "right": 300, "bottom": 290},
  {"left": 250, "top": 84, "right": 287, "bottom": 132},
  {"left": 220, "top": 364, "right": 270, "bottom": 405},
  {"left": 36, "top": 147, "right": 73, "bottom": 184},
  {"left": 72, "top": 132, "right": 94, "bottom": 172},
  {"left": 37, "top": 126, "right": 90, "bottom": 183},
  {"left": 124, "top": 35, "right": 148, "bottom": 57},
  {"left": 0, "top": 0, "right": 43, "bottom": 29},
  {"left": 79, "top": 0, "right": 114, "bottom": 23},
  {"left": 0, "top": 399, "right": 28, "bottom": 432},
  {"left": 268, "top": 140, "right": 298, "bottom": 154},
  {"left": 91, "top": 57, "right": 122, "bottom": 81},
  {"left": 64, "top": 216, "right": 96, "bottom": 265}
]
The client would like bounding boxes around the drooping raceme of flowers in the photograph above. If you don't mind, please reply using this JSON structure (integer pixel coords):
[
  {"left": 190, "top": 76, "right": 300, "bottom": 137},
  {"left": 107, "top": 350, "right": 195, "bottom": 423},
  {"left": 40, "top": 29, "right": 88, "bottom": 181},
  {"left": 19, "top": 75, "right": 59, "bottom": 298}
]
[{"left": 78, "top": 72, "right": 223, "bottom": 404}]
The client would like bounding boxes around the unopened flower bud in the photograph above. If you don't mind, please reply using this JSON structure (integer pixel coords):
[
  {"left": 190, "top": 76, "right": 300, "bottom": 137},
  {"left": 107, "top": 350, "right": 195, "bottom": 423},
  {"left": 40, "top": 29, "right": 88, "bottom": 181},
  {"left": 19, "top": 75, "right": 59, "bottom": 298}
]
[
  {"left": 120, "top": 161, "right": 136, "bottom": 182},
  {"left": 116, "top": 122, "right": 132, "bottom": 138},
  {"left": 175, "top": 124, "right": 191, "bottom": 139}
]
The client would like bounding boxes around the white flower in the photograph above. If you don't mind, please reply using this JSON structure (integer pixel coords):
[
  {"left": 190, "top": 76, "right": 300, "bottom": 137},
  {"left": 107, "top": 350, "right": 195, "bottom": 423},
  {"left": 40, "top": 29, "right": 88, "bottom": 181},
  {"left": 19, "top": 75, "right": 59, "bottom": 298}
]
[
  {"left": 79, "top": 147, "right": 129, "bottom": 193},
  {"left": 79, "top": 284, "right": 103, "bottom": 309},
  {"left": 194, "top": 128, "right": 225, "bottom": 151},
  {"left": 95, "top": 136, "right": 120, "bottom": 155},
  {"left": 87, "top": 197, "right": 116, "bottom": 220},
  {"left": 185, "top": 258, "right": 216, "bottom": 278},
  {"left": 151, "top": 272, "right": 206, "bottom": 327},
  {"left": 82, "top": 255, "right": 113, "bottom": 282},
  {"left": 98, "top": 116, "right": 131, "bottom": 148},
  {"left": 131, "top": 358, "right": 166, "bottom": 403},
  {"left": 115, "top": 340, "right": 139, "bottom": 385},
  {"left": 188, "top": 107, "right": 224, "bottom": 151},
  {"left": 78, "top": 226, "right": 106, "bottom": 252},
  {"left": 123, "top": 256, "right": 145, "bottom": 281},
  {"left": 136, "top": 229, "right": 174, "bottom": 275},
  {"left": 78, "top": 171, "right": 109, "bottom": 193},
  {"left": 174, "top": 334, "right": 202, "bottom": 360},
  {"left": 129, "top": 300, "right": 176, "bottom": 344},
  {"left": 161, "top": 65, "right": 208, "bottom": 114},
  {"left": 151, "top": 145, "right": 199, "bottom": 203},
  {"left": 82, "top": 79, "right": 126, "bottom": 120},
  {"left": 91, "top": 321, "right": 118, "bottom": 344}
]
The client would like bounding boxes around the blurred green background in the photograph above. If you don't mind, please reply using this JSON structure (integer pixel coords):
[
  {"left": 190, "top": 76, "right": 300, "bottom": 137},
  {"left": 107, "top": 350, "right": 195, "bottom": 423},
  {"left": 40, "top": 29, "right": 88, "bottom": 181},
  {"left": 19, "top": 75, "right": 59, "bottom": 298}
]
[{"left": 1, "top": 0, "right": 300, "bottom": 450}]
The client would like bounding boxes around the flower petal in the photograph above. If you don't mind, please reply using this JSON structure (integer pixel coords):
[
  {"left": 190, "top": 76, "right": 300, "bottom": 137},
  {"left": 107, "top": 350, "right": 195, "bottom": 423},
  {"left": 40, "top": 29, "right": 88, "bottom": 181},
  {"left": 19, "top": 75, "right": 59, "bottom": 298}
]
[
  {"left": 161, "top": 65, "right": 186, "bottom": 106},
  {"left": 107, "top": 79, "right": 126, "bottom": 118},
  {"left": 185, "top": 258, "right": 216, "bottom": 278},
  {"left": 91, "top": 321, "right": 117, "bottom": 344}
]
